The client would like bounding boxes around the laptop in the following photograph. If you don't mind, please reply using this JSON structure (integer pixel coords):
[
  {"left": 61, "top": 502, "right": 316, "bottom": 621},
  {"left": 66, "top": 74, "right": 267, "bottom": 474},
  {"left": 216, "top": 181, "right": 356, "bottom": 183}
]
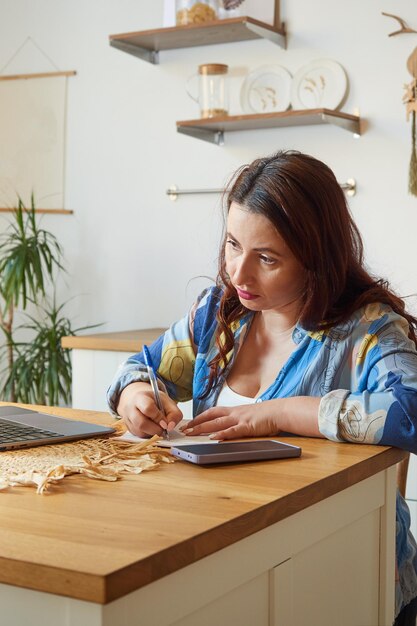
[{"left": 0, "top": 405, "right": 115, "bottom": 451}]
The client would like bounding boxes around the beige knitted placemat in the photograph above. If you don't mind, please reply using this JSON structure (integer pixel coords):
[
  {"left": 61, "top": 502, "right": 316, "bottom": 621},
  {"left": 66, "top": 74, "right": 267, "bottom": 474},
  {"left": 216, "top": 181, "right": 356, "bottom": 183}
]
[{"left": 0, "top": 424, "right": 173, "bottom": 494}]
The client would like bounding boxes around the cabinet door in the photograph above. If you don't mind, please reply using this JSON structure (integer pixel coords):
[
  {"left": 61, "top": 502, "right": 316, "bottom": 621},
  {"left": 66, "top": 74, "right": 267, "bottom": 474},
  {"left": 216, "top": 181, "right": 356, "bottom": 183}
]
[
  {"left": 270, "top": 509, "right": 380, "bottom": 626},
  {"left": 171, "top": 572, "right": 269, "bottom": 626},
  {"left": 270, "top": 558, "right": 293, "bottom": 626},
  {"left": 71, "top": 349, "right": 129, "bottom": 411}
]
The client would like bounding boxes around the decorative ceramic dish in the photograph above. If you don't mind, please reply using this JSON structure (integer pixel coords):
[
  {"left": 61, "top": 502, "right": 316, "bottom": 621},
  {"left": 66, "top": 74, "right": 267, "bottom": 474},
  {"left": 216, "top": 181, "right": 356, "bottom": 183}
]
[
  {"left": 290, "top": 59, "right": 348, "bottom": 110},
  {"left": 240, "top": 65, "right": 292, "bottom": 114}
]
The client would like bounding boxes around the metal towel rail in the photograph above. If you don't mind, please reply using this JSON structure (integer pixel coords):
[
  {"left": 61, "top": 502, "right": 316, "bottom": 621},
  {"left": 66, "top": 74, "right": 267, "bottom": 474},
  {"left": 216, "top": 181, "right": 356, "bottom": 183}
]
[{"left": 166, "top": 179, "right": 357, "bottom": 201}]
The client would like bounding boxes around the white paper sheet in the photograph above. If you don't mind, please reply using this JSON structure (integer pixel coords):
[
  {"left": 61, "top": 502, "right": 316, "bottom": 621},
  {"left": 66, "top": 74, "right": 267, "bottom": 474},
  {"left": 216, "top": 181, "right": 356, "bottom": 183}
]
[{"left": 118, "top": 420, "right": 218, "bottom": 448}]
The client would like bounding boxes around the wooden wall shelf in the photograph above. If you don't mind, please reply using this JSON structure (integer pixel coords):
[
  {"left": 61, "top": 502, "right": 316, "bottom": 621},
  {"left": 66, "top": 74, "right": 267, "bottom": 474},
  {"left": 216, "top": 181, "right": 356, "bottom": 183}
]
[
  {"left": 109, "top": 17, "right": 286, "bottom": 64},
  {"left": 176, "top": 109, "right": 362, "bottom": 145},
  {"left": 0, "top": 208, "right": 73, "bottom": 215}
]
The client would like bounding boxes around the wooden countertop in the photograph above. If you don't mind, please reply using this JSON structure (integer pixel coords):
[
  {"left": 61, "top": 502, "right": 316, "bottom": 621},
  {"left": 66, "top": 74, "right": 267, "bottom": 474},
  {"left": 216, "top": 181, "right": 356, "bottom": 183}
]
[
  {"left": 0, "top": 404, "right": 406, "bottom": 605},
  {"left": 61, "top": 328, "right": 165, "bottom": 352}
]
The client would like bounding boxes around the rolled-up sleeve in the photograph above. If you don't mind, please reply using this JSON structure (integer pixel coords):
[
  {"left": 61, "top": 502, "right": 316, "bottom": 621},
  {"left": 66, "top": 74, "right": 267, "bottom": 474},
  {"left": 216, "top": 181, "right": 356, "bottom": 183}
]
[
  {"left": 107, "top": 301, "right": 200, "bottom": 416},
  {"left": 318, "top": 309, "right": 417, "bottom": 453}
]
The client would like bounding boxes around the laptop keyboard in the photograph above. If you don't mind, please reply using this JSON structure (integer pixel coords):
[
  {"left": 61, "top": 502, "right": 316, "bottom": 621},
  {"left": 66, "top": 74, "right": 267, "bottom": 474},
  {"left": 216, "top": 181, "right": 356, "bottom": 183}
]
[{"left": 0, "top": 418, "right": 62, "bottom": 444}]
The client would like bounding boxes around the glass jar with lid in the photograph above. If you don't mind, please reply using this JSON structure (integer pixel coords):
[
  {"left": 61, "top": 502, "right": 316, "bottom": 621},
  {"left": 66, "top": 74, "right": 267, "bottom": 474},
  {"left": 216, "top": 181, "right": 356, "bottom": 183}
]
[
  {"left": 186, "top": 63, "right": 229, "bottom": 118},
  {"left": 176, "top": 0, "right": 219, "bottom": 26}
]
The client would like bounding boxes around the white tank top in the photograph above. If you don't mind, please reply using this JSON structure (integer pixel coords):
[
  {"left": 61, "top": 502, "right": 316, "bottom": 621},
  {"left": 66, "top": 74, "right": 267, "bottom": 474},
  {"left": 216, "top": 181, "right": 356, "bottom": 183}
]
[{"left": 216, "top": 382, "right": 256, "bottom": 406}]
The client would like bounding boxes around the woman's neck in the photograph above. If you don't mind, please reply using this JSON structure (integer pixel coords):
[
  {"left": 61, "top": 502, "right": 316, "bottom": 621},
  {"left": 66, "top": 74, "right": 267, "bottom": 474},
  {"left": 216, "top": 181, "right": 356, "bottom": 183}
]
[{"left": 256, "top": 305, "right": 300, "bottom": 337}]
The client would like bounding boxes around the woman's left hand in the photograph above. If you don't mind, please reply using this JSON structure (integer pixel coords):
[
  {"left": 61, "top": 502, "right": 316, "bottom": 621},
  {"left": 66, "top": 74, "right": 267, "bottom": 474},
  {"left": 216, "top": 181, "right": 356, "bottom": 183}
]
[{"left": 182, "top": 401, "right": 282, "bottom": 440}]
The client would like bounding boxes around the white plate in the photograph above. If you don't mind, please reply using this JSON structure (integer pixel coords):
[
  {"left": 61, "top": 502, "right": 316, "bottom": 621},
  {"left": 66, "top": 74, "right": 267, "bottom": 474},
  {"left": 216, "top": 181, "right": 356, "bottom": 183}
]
[
  {"left": 240, "top": 65, "right": 292, "bottom": 114},
  {"left": 290, "top": 59, "right": 348, "bottom": 110}
]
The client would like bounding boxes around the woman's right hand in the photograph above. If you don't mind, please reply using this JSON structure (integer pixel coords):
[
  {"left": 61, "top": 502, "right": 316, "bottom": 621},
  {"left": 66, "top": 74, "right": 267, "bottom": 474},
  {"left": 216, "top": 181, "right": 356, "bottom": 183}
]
[{"left": 116, "top": 382, "right": 183, "bottom": 438}]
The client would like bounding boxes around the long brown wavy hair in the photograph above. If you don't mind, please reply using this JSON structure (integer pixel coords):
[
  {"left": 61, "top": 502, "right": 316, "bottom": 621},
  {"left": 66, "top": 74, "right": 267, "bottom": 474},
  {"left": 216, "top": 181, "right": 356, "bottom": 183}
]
[{"left": 203, "top": 150, "right": 417, "bottom": 396}]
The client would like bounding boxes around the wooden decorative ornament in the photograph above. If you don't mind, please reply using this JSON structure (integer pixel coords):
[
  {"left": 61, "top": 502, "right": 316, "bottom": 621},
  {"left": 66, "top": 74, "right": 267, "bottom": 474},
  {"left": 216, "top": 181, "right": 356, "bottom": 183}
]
[
  {"left": 382, "top": 12, "right": 417, "bottom": 37},
  {"left": 404, "top": 47, "right": 417, "bottom": 196}
]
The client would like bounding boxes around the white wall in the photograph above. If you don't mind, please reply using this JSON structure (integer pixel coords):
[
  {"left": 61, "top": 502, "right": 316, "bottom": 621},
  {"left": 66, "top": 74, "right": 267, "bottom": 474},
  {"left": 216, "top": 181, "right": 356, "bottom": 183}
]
[{"left": 1, "top": 0, "right": 416, "bottom": 332}]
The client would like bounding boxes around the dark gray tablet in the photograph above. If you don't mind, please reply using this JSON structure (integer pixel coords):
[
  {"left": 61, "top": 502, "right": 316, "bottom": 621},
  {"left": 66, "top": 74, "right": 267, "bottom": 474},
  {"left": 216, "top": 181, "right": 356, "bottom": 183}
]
[{"left": 170, "top": 440, "right": 301, "bottom": 465}]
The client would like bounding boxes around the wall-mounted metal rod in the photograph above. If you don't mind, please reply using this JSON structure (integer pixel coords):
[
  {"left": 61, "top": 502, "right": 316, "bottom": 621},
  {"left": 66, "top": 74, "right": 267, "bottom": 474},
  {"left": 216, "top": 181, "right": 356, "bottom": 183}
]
[
  {"left": 167, "top": 186, "right": 223, "bottom": 201},
  {"left": 340, "top": 179, "right": 357, "bottom": 197},
  {"left": 167, "top": 179, "right": 357, "bottom": 201}
]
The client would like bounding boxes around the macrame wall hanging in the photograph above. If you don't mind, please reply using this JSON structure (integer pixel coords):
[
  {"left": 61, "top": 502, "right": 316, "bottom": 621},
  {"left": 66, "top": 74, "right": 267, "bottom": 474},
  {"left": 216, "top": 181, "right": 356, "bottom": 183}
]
[
  {"left": 404, "top": 48, "right": 417, "bottom": 195},
  {"left": 382, "top": 12, "right": 417, "bottom": 196},
  {"left": 0, "top": 38, "right": 76, "bottom": 213}
]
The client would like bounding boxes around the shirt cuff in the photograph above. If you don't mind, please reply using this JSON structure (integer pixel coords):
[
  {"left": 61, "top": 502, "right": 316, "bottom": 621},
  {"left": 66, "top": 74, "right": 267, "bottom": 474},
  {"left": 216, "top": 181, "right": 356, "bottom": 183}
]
[
  {"left": 107, "top": 363, "right": 169, "bottom": 418},
  {"left": 318, "top": 389, "right": 350, "bottom": 442},
  {"left": 107, "top": 370, "right": 152, "bottom": 417}
]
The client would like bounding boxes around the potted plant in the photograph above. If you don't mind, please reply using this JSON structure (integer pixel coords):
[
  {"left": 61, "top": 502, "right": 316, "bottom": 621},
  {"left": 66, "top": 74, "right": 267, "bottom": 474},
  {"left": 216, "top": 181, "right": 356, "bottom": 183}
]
[{"left": 0, "top": 196, "right": 94, "bottom": 405}]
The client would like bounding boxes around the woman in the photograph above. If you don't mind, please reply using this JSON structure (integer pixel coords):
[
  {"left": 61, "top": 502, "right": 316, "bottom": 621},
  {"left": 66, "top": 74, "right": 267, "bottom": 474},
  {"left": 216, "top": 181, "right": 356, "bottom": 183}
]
[{"left": 108, "top": 151, "right": 417, "bottom": 624}]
